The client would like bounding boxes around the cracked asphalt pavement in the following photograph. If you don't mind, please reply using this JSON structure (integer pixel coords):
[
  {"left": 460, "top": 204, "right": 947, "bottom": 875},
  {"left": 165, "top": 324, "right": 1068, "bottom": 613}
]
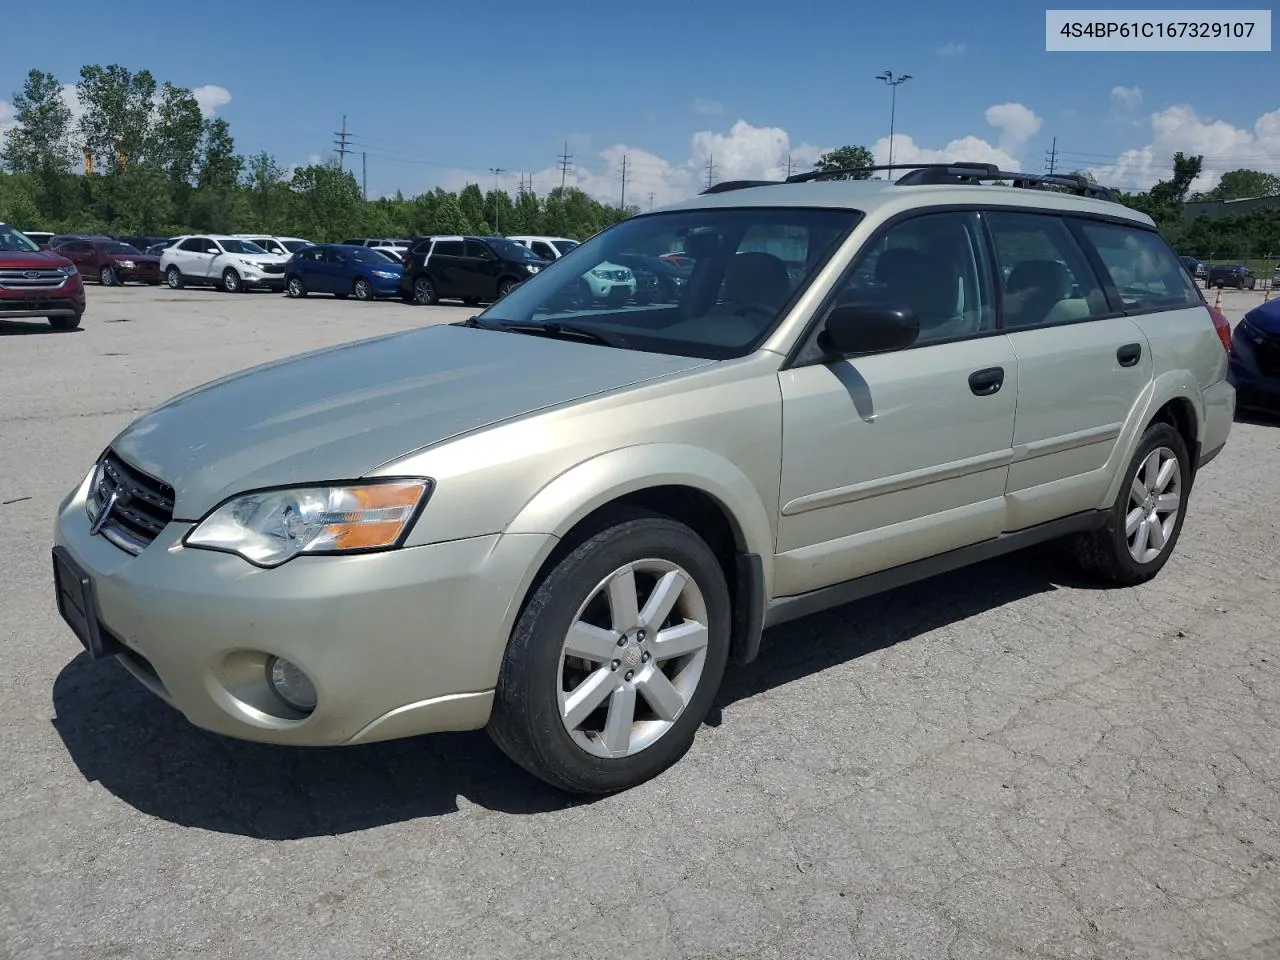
[{"left": 1, "top": 286, "right": 1277, "bottom": 959}]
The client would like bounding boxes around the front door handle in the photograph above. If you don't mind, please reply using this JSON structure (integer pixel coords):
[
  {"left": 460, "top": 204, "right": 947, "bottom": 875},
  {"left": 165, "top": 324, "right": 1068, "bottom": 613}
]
[
  {"left": 968, "top": 366, "right": 1005, "bottom": 396},
  {"left": 1117, "top": 342, "right": 1142, "bottom": 367}
]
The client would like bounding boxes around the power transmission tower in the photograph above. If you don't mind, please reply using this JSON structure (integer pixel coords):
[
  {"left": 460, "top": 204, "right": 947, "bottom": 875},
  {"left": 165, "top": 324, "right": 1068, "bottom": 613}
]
[
  {"left": 558, "top": 141, "right": 573, "bottom": 191},
  {"left": 334, "top": 115, "right": 352, "bottom": 171},
  {"left": 1045, "top": 137, "right": 1058, "bottom": 175},
  {"left": 619, "top": 154, "right": 630, "bottom": 209},
  {"left": 648, "top": 192, "right": 655, "bottom": 210},
  {"left": 362, "top": 152, "right": 367, "bottom": 199},
  {"left": 704, "top": 154, "right": 717, "bottom": 189},
  {"left": 785, "top": 154, "right": 793, "bottom": 178}
]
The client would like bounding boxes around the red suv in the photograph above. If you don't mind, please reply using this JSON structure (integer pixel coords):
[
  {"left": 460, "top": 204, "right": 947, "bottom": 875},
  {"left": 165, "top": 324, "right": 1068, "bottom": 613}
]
[
  {"left": 53, "top": 236, "right": 161, "bottom": 286},
  {"left": 0, "top": 223, "right": 87, "bottom": 330}
]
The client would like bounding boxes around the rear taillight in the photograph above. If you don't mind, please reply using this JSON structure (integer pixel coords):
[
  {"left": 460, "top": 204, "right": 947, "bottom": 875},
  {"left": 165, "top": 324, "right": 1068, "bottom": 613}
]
[{"left": 1208, "top": 305, "right": 1232, "bottom": 352}]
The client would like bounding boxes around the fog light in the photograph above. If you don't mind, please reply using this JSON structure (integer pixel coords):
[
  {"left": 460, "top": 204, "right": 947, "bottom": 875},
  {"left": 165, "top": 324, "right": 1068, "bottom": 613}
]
[{"left": 267, "top": 656, "right": 317, "bottom": 713}]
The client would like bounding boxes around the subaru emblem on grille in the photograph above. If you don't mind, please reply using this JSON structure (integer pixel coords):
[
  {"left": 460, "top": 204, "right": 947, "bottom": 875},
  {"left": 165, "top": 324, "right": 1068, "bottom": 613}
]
[
  {"left": 89, "top": 487, "right": 120, "bottom": 536},
  {"left": 24, "top": 270, "right": 39, "bottom": 280}
]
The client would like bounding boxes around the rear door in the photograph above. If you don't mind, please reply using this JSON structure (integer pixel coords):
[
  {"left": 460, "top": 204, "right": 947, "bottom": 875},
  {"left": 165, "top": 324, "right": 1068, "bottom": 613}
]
[
  {"left": 428, "top": 239, "right": 465, "bottom": 297},
  {"left": 984, "top": 210, "right": 1154, "bottom": 530},
  {"left": 296, "top": 246, "right": 330, "bottom": 292}
]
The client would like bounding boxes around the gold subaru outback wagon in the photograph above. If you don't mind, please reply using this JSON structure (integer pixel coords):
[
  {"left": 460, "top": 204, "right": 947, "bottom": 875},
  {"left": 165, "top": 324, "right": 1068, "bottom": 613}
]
[{"left": 53, "top": 163, "right": 1235, "bottom": 793}]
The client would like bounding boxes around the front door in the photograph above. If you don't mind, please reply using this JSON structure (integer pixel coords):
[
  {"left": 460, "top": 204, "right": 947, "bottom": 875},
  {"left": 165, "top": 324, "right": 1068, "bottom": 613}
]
[
  {"left": 775, "top": 211, "right": 1019, "bottom": 596},
  {"left": 464, "top": 239, "right": 499, "bottom": 299},
  {"left": 982, "top": 211, "right": 1155, "bottom": 530}
]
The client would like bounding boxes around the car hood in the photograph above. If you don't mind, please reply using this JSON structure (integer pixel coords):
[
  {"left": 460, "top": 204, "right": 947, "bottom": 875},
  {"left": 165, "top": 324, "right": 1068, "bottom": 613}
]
[
  {"left": 0, "top": 249, "right": 71, "bottom": 269},
  {"left": 236, "top": 253, "right": 290, "bottom": 266},
  {"left": 1243, "top": 299, "right": 1280, "bottom": 336},
  {"left": 109, "top": 253, "right": 160, "bottom": 264},
  {"left": 109, "top": 324, "right": 713, "bottom": 519}
]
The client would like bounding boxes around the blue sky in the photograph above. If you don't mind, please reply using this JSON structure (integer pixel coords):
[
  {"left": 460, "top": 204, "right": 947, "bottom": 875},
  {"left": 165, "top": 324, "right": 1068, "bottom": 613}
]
[{"left": 1, "top": 1, "right": 1276, "bottom": 203}]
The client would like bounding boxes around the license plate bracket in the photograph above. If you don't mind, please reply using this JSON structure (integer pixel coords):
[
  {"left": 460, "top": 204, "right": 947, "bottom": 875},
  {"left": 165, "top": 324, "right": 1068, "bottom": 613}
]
[{"left": 52, "top": 546, "right": 120, "bottom": 659}]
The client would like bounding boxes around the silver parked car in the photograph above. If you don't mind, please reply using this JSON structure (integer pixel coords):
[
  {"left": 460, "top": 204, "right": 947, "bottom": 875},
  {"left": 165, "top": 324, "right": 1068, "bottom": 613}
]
[{"left": 53, "top": 163, "right": 1235, "bottom": 793}]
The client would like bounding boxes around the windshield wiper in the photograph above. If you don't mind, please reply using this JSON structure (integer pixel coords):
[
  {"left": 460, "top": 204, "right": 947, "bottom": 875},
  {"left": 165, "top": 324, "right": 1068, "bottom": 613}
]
[{"left": 470, "top": 318, "right": 631, "bottom": 349}]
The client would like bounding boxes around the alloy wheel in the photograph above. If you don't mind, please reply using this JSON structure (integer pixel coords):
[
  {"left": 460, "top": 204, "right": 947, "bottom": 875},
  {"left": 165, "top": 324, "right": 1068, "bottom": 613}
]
[
  {"left": 557, "top": 559, "right": 709, "bottom": 759},
  {"left": 1126, "top": 445, "right": 1182, "bottom": 564}
]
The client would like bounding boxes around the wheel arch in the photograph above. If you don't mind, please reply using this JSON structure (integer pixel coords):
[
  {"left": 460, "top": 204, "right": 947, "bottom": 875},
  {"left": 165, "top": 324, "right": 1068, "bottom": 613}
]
[{"left": 1102, "top": 372, "right": 1204, "bottom": 507}]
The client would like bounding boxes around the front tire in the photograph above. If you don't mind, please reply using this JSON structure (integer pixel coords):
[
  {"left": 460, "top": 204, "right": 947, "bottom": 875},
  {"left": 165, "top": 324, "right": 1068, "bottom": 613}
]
[
  {"left": 48, "top": 314, "right": 81, "bottom": 331},
  {"left": 165, "top": 266, "right": 183, "bottom": 289},
  {"left": 99, "top": 266, "right": 117, "bottom": 286},
  {"left": 286, "top": 275, "right": 307, "bottom": 298},
  {"left": 497, "top": 278, "right": 520, "bottom": 299},
  {"left": 353, "top": 277, "right": 373, "bottom": 301},
  {"left": 488, "top": 514, "right": 731, "bottom": 794},
  {"left": 1069, "top": 421, "right": 1191, "bottom": 585},
  {"left": 221, "top": 268, "right": 241, "bottom": 293}
]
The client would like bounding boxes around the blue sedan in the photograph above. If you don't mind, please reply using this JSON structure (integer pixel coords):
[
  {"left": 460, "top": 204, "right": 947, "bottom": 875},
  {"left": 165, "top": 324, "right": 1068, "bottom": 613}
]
[
  {"left": 1228, "top": 298, "right": 1280, "bottom": 412},
  {"left": 285, "top": 244, "right": 403, "bottom": 300}
]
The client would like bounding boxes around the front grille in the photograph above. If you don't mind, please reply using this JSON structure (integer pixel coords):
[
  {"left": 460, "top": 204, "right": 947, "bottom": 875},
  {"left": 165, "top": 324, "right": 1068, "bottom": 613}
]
[
  {"left": 606, "top": 270, "right": 630, "bottom": 282},
  {"left": 85, "top": 451, "right": 176, "bottom": 555},
  {"left": 0, "top": 268, "right": 66, "bottom": 289},
  {"left": 260, "top": 263, "right": 286, "bottom": 275}
]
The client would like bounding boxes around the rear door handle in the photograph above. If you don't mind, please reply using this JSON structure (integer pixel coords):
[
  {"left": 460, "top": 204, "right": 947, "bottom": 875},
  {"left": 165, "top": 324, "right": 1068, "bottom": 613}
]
[
  {"left": 968, "top": 366, "right": 1005, "bottom": 396},
  {"left": 1117, "top": 342, "right": 1142, "bottom": 367}
]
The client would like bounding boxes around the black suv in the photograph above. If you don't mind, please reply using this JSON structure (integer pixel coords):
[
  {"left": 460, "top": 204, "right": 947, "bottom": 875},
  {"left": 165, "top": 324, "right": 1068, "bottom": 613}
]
[
  {"left": 1207, "top": 263, "right": 1256, "bottom": 290},
  {"left": 398, "top": 235, "right": 549, "bottom": 305}
]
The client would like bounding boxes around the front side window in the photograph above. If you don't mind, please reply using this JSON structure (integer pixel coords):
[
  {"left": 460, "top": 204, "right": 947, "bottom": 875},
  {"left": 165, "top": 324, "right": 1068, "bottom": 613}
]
[
  {"left": 985, "top": 212, "right": 1109, "bottom": 329},
  {"left": 530, "top": 241, "right": 557, "bottom": 260},
  {"left": 301, "top": 247, "right": 325, "bottom": 262},
  {"left": 219, "top": 238, "right": 268, "bottom": 255},
  {"left": 483, "top": 207, "right": 859, "bottom": 359},
  {"left": 1077, "top": 221, "right": 1202, "bottom": 312},
  {"left": 552, "top": 239, "right": 579, "bottom": 255},
  {"left": 829, "top": 212, "right": 995, "bottom": 344}
]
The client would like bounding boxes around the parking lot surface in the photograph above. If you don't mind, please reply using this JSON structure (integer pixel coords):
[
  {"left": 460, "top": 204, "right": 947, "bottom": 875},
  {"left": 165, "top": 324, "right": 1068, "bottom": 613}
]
[{"left": 2, "top": 286, "right": 1278, "bottom": 960}]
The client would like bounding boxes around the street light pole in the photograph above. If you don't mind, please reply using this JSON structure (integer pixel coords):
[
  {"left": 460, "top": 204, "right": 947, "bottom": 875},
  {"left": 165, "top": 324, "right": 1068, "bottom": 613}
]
[
  {"left": 875, "top": 71, "right": 913, "bottom": 171},
  {"left": 488, "top": 167, "right": 506, "bottom": 233}
]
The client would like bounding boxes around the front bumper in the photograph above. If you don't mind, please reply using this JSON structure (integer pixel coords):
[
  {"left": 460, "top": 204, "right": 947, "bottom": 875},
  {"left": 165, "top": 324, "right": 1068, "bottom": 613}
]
[
  {"left": 53, "top": 473, "right": 552, "bottom": 746},
  {"left": 1228, "top": 333, "right": 1280, "bottom": 410},
  {"left": 369, "top": 275, "right": 402, "bottom": 297},
  {"left": 0, "top": 291, "right": 85, "bottom": 319},
  {"left": 242, "top": 272, "right": 286, "bottom": 291}
]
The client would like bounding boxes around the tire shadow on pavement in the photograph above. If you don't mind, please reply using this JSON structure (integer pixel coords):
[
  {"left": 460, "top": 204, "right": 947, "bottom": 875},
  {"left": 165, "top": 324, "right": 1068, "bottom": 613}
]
[{"left": 49, "top": 545, "right": 1092, "bottom": 839}]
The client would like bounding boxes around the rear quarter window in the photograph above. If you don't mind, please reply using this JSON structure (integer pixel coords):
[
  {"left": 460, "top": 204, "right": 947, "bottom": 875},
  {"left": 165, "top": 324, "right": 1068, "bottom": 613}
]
[{"left": 1077, "top": 221, "right": 1202, "bottom": 312}]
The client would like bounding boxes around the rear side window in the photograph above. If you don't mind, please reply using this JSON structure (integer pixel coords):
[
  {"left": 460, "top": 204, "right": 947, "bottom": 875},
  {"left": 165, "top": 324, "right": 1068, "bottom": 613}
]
[
  {"left": 530, "top": 241, "right": 557, "bottom": 259},
  {"left": 984, "top": 212, "right": 1110, "bottom": 329},
  {"left": 434, "top": 240, "right": 464, "bottom": 257},
  {"left": 1078, "top": 222, "right": 1203, "bottom": 312}
]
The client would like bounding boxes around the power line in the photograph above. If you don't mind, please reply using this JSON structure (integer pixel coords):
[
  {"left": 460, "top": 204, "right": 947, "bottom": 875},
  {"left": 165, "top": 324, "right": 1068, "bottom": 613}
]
[
  {"left": 334, "top": 115, "right": 352, "bottom": 172},
  {"left": 558, "top": 141, "right": 573, "bottom": 191},
  {"left": 362, "top": 151, "right": 368, "bottom": 199}
]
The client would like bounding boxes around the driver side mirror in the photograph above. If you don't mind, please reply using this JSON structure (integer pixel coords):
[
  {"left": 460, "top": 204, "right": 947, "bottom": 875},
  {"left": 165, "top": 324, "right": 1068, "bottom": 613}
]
[
  {"left": 818, "top": 304, "right": 919, "bottom": 358},
  {"left": 205, "top": 247, "right": 219, "bottom": 255}
]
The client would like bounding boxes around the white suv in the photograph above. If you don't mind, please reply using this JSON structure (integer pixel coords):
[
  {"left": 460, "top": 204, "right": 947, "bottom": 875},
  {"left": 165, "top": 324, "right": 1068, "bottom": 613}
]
[
  {"left": 161, "top": 235, "right": 291, "bottom": 292},
  {"left": 508, "top": 235, "right": 580, "bottom": 260},
  {"left": 232, "top": 235, "right": 314, "bottom": 257}
]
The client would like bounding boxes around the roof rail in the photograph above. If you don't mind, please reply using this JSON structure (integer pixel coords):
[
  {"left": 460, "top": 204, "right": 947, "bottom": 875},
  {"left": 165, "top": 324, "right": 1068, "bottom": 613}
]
[{"left": 699, "top": 162, "right": 1120, "bottom": 202}]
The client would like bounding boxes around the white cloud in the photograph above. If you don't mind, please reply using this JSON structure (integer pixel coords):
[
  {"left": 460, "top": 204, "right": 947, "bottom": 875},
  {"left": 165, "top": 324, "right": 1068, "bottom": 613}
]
[
  {"left": 983, "top": 103, "right": 1042, "bottom": 151},
  {"left": 1089, "top": 104, "right": 1280, "bottom": 192},
  {"left": 0, "top": 100, "right": 15, "bottom": 138},
  {"left": 691, "top": 97, "right": 724, "bottom": 116},
  {"left": 1110, "top": 85, "right": 1143, "bottom": 110},
  {"left": 937, "top": 42, "right": 967, "bottom": 57},
  {"left": 191, "top": 84, "right": 231, "bottom": 118}
]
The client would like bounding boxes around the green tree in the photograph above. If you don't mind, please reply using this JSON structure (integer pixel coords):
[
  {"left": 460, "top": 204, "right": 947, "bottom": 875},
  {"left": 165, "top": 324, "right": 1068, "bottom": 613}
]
[
  {"left": 243, "top": 151, "right": 289, "bottom": 231},
  {"left": 288, "top": 162, "right": 363, "bottom": 240},
  {"left": 149, "top": 83, "right": 204, "bottom": 184},
  {"left": 76, "top": 64, "right": 157, "bottom": 174},
  {"left": 458, "top": 183, "right": 486, "bottom": 231},
  {"left": 812, "top": 145, "right": 876, "bottom": 178},
  {"left": 187, "top": 118, "right": 242, "bottom": 232},
  {"left": 1210, "top": 169, "right": 1280, "bottom": 201},
  {"left": 1148, "top": 151, "right": 1203, "bottom": 207},
  {"left": 1, "top": 69, "right": 79, "bottom": 222},
  {"left": 429, "top": 192, "right": 473, "bottom": 234}
]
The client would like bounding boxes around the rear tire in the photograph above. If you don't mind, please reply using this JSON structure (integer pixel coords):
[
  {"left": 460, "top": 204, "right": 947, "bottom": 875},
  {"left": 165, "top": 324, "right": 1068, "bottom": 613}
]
[
  {"left": 497, "top": 278, "right": 520, "bottom": 299},
  {"left": 411, "top": 275, "right": 437, "bottom": 305},
  {"left": 48, "top": 314, "right": 81, "bottom": 331},
  {"left": 1068, "top": 421, "right": 1190, "bottom": 586},
  {"left": 487, "top": 513, "right": 731, "bottom": 794}
]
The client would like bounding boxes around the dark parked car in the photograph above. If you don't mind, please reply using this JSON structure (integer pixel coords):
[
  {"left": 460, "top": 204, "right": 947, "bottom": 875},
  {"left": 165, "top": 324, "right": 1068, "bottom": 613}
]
[
  {"left": 52, "top": 237, "right": 161, "bottom": 285},
  {"left": 1208, "top": 263, "right": 1256, "bottom": 289},
  {"left": 397, "top": 235, "right": 549, "bottom": 305},
  {"left": 1179, "top": 255, "right": 1206, "bottom": 279},
  {"left": 115, "top": 235, "right": 170, "bottom": 254},
  {"left": 610, "top": 253, "right": 690, "bottom": 304},
  {"left": 1228, "top": 298, "right": 1280, "bottom": 412},
  {"left": 284, "top": 244, "right": 404, "bottom": 300}
]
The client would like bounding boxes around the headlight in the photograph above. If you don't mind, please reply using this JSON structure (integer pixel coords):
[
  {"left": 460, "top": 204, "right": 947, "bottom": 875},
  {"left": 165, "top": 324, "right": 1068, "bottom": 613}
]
[
  {"left": 116, "top": 259, "right": 136, "bottom": 268},
  {"left": 590, "top": 269, "right": 609, "bottom": 279},
  {"left": 371, "top": 270, "right": 397, "bottom": 279},
  {"left": 526, "top": 264, "right": 540, "bottom": 274},
  {"left": 238, "top": 258, "right": 260, "bottom": 268},
  {"left": 185, "top": 479, "right": 432, "bottom": 568},
  {"left": 59, "top": 264, "right": 78, "bottom": 276}
]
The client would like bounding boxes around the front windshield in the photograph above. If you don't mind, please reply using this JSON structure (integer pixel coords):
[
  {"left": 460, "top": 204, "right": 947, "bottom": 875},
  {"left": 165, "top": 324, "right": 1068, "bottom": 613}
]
[
  {"left": 0, "top": 226, "right": 40, "bottom": 252},
  {"left": 351, "top": 247, "right": 396, "bottom": 264},
  {"left": 489, "top": 238, "right": 543, "bottom": 262},
  {"left": 481, "top": 207, "right": 859, "bottom": 359},
  {"left": 220, "top": 238, "right": 268, "bottom": 255},
  {"left": 102, "top": 242, "right": 141, "bottom": 255},
  {"left": 552, "top": 239, "right": 579, "bottom": 255},
  {"left": 282, "top": 240, "right": 310, "bottom": 252}
]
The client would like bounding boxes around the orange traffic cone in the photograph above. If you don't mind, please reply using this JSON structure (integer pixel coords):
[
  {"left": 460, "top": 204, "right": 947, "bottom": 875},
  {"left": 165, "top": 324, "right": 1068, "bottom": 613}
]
[{"left": 1213, "top": 285, "right": 1222, "bottom": 308}]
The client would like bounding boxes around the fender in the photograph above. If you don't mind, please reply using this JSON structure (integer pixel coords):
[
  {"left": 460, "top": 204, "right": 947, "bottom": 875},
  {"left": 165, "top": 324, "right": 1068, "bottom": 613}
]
[
  {"left": 504, "top": 442, "right": 777, "bottom": 593},
  {"left": 1099, "top": 369, "right": 1204, "bottom": 509}
]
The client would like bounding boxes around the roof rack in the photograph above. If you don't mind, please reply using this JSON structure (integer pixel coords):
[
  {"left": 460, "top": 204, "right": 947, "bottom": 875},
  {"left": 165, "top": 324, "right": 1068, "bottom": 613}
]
[{"left": 700, "top": 162, "right": 1119, "bottom": 203}]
